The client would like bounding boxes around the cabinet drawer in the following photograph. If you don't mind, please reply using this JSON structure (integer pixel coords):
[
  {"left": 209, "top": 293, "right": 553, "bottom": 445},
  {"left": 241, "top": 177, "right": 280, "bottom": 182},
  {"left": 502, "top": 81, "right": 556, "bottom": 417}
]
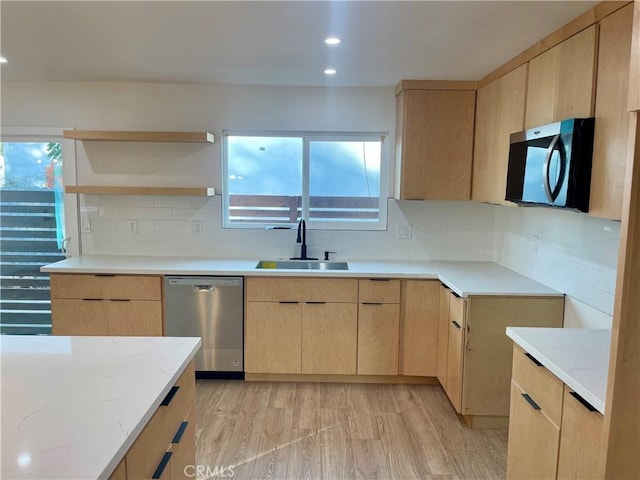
[
  {"left": 125, "top": 362, "right": 195, "bottom": 479},
  {"left": 246, "top": 277, "right": 357, "bottom": 302},
  {"left": 358, "top": 279, "right": 400, "bottom": 303},
  {"left": 51, "top": 299, "right": 108, "bottom": 335},
  {"left": 51, "top": 273, "right": 162, "bottom": 300},
  {"left": 512, "top": 344, "right": 563, "bottom": 425},
  {"left": 449, "top": 292, "right": 466, "bottom": 328}
]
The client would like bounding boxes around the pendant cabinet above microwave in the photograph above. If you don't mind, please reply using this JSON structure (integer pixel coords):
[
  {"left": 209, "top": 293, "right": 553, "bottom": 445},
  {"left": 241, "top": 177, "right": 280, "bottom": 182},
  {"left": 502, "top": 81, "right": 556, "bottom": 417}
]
[{"left": 394, "top": 82, "right": 476, "bottom": 201}]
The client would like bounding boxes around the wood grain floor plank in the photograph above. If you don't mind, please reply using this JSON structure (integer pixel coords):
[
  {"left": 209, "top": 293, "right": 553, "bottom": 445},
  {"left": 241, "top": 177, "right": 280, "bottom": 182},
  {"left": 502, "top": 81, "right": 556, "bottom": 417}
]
[
  {"left": 320, "top": 408, "right": 356, "bottom": 479},
  {"left": 195, "top": 380, "right": 507, "bottom": 480},
  {"left": 352, "top": 439, "right": 392, "bottom": 480},
  {"left": 293, "top": 383, "right": 321, "bottom": 430},
  {"left": 286, "top": 428, "right": 323, "bottom": 480},
  {"left": 347, "top": 384, "right": 382, "bottom": 440}
]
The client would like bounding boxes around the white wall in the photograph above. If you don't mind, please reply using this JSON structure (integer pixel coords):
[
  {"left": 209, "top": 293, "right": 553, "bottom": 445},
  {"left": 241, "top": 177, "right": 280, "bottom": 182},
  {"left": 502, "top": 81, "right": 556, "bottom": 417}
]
[
  {"left": 2, "top": 80, "right": 619, "bottom": 327},
  {"left": 494, "top": 205, "right": 620, "bottom": 327}
]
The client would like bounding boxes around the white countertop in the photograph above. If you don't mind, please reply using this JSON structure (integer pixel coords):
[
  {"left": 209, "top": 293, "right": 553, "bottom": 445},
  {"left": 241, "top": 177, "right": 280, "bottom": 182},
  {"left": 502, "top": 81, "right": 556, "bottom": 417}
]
[
  {"left": 1, "top": 335, "right": 201, "bottom": 480},
  {"left": 42, "top": 255, "right": 562, "bottom": 298},
  {"left": 506, "top": 327, "right": 611, "bottom": 414}
]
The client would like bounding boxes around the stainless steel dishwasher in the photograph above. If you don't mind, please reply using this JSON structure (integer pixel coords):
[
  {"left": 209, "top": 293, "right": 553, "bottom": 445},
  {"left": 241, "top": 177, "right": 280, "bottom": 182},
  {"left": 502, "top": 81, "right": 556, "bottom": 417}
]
[{"left": 164, "top": 276, "right": 243, "bottom": 378}]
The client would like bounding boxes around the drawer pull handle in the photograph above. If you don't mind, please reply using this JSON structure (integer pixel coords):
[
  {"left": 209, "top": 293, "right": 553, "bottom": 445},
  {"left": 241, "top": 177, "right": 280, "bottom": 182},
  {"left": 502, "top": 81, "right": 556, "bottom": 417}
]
[
  {"left": 363, "top": 302, "right": 383, "bottom": 305},
  {"left": 109, "top": 299, "right": 131, "bottom": 302},
  {"left": 569, "top": 391, "right": 597, "bottom": 412},
  {"left": 524, "top": 352, "right": 543, "bottom": 367},
  {"left": 306, "top": 301, "right": 326, "bottom": 305},
  {"left": 94, "top": 274, "right": 117, "bottom": 277},
  {"left": 152, "top": 451, "right": 173, "bottom": 479},
  {"left": 279, "top": 301, "right": 299, "bottom": 304},
  {"left": 161, "top": 386, "right": 180, "bottom": 406},
  {"left": 82, "top": 298, "right": 103, "bottom": 301},
  {"left": 451, "top": 320, "right": 462, "bottom": 329},
  {"left": 369, "top": 278, "right": 390, "bottom": 282},
  {"left": 521, "top": 393, "right": 541, "bottom": 410},
  {"left": 172, "top": 421, "right": 189, "bottom": 444},
  {"left": 451, "top": 291, "right": 461, "bottom": 298}
]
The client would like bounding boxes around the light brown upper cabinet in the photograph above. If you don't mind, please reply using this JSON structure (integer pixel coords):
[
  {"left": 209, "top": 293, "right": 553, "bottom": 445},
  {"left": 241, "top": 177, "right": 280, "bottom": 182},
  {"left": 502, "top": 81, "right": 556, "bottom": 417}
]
[
  {"left": 525, "top": 25, "right": 598, "bottom": 129},
  {"left": 471, "top": 64, "right": 527, "bottom": 205},
  {"left": 395, "top": 86, "right": 476, "bottom": 200},
  {"left": 590, "top": 4, "right": 634, "bottom": 220},
  {"left": 627, "top": 1, "right": 640, "bottom": 112}
]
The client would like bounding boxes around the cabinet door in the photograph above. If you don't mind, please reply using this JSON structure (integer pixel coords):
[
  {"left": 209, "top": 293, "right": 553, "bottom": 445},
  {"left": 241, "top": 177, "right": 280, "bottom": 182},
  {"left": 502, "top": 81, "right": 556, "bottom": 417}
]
[
  {"left": 302, "top": 303, "right": 357, "bottom": 374},
  {"left": 526, "top": 25, "right": 597, "bottom": 128},
  {"left": 590, "top": 4, "right": 634, "bottom": 220},
  {"left": 51, "top": 299, "right": 108, "bottom": 335},
  {"left": 436, "top": 284, "right": 450, "bottom": 386},
  {"left": 445, "top": 304, "right": 465, "bottom": 413},
  {"left": 245, "top": 302, "right": 302, "bottom": 374},
  {"left": 471, "top": 79, "right": 499, "bottom": 203},
  {"left": 398, "top": 89, "right": 475, "bottom": 200},
  {"left": 506, "top": 381, "right": 560, "bottom": 480},
  {"left": 472, "top": 64, "right": 527, "bottom": 205},
  {"left": 556, "top": 386, "right": 605, "bottom": 480},
  {"left": 554, "top": 25, "right": 597, "bottom": 121},
  {"left": 400, "top": 280, "right": 439, "bottom": 376},
  {"left": 358, "top": 303, "right": 400, "bottom": 375},
  {"left": 629, "top": 1, "right": 640, "bottom": 111},
  {"left": 107, "top": 300, "right": 163, "bottom": 336},
  {"left": 493, "top": 64, "right": 528, "bottom": 205}
]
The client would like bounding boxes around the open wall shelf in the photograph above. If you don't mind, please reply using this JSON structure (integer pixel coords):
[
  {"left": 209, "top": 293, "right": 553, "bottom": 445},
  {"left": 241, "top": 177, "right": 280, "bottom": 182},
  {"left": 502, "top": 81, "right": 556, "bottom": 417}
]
[
  {"left": 65, "top": 186, "right": 216, "bottom": 196},
  {"left": 63, "top": 130, "right": 215, "bottom": 143}
]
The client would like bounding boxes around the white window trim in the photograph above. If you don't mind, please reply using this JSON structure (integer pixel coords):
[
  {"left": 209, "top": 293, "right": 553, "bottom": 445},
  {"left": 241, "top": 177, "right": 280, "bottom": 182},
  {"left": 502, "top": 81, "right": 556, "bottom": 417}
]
[
  {"left": 222, "top": 130, "right": 389, "bottom": 231},
  {"left": 1, "top": 127, "right": 80, "bottom": 257}
]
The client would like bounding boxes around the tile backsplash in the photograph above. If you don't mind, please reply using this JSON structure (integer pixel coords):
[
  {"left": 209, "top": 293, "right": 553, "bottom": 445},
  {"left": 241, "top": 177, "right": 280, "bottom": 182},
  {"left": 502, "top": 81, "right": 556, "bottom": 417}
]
[{"left": 81, "top": 196, "right": 618, "bottom": 327}]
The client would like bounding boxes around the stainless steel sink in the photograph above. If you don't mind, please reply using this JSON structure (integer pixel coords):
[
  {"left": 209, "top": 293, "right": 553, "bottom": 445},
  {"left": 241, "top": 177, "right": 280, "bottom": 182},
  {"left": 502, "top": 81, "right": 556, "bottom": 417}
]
[{"left": 255, "top": 260, "right": 349, "bottom": 270}]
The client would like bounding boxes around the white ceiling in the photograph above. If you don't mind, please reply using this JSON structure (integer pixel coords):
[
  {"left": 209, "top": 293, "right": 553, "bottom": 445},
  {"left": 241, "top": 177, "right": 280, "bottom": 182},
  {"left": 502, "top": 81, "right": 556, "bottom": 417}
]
[{"left": 0, "top": 1, "right": 599, "bottom": 88}]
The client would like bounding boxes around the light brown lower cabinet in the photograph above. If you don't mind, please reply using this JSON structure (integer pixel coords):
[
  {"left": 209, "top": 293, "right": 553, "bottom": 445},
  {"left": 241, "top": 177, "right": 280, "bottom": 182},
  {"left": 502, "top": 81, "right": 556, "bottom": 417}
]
[
  {"left": 302, "top": 302, "right": 357, "bottom": 374},
  {"left": 506, "top": 380, "right": 560, "bottom": 480},
  {"left": 444, "top": 293, "right": 466, "bottom": 412},
  {"left": 436, "top": 284, "right": 450, "bottom": 386},
  {"left": 244, "top": 301, "right": 302, "bottom": 374},
  {"left": 50, "top": 273, "right": 163, "bottom": 336},
  {"left": 358, "top": 303, "right": 400, "bottom": 375},
  {"left": 109, "top": 362, "right": 196, "bottom": 480},
  {"left": 507, "top": 345, "right": 606, "bottom": 479},
  {"left": 400, "top": 280, "right": 439, "bottom": 376},
  {"left": 556, "top": 386, "right": 605, "bottom": 479}
]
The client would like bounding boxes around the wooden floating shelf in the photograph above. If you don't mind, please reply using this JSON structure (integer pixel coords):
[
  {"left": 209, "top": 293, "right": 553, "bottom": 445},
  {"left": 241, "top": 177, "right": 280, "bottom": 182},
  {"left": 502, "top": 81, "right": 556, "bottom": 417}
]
[
  {"left": 65, "top": 186, "right": 216, "bottom": 196},
  {"left": 63, "top": 130, "right": 215, "bottom": 143}
]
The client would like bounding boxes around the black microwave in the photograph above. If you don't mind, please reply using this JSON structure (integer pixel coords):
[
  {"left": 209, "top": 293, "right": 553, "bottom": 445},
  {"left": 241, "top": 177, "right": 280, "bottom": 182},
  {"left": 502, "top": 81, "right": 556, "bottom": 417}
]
[{"left": 505, "top": 118, "right": 595, "bottom": 212}]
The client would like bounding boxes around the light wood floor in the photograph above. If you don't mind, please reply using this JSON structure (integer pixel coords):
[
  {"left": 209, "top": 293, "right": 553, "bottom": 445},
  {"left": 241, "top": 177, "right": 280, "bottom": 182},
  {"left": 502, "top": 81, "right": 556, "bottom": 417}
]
[{"left": 195, "top": 380, "right": 508, "bottom": 480}]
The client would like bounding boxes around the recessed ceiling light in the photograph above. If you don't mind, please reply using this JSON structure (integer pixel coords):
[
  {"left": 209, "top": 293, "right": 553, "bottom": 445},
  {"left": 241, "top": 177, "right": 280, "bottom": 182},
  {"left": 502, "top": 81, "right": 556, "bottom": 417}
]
[
  {"left": 0, "top": 57, "right": 8, "bottom": 63},
  {"left": 324, "top": 68, "right": 337, "bottom": 75},
  {"left": 325, "top": 37, "right": 341, "bottom": 45}
]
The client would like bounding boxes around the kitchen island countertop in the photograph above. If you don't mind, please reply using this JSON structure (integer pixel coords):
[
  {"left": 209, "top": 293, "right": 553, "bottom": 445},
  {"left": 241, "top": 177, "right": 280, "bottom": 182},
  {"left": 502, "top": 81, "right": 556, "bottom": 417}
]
[
  {"left": 1, "top": 335, "right": 201, "bottom": 480},
  {"left": 42, "top": 255, "right": 562, "bottom": 298}
]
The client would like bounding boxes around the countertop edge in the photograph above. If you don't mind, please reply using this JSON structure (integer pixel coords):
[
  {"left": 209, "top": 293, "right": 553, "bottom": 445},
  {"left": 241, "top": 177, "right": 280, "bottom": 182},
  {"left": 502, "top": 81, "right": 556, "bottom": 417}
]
[
  {"left": 100, "top": 337, "right": 202, "bottom": 479},
  {"left": 506, "top": 328, "right": 606, "bottom": 414}
]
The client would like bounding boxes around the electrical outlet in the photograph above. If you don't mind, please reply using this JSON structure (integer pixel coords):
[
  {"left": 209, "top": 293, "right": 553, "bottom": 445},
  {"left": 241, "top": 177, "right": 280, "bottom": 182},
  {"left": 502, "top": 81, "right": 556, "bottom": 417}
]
[
  {"left": 396, "top": 224, "right": 412, "bottom": 239},
  {"left": 192, "top": 221, "right": 203, "bottom": 236},
  {"left": 128, "top": 220, "right": 138, "bottom": 235},
  {"left": 81, "top": 218, "right": 91, "bottom": 233}
]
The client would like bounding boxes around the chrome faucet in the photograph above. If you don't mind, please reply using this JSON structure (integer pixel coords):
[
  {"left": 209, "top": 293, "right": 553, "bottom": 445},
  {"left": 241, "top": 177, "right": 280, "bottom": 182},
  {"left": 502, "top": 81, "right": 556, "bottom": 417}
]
[{"left": 290, "top": 219, "right": 317, "bottom": 260}]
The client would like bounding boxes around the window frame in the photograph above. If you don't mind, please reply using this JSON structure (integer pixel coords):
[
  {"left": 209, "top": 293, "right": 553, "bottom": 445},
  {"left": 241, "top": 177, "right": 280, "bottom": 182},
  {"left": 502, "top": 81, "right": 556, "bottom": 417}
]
[
  {"left": 222, "top": 130, "right": 389, "bottom": 231},
  {"left": 1, "top": 127, "right": 80, "bottom": 257}
]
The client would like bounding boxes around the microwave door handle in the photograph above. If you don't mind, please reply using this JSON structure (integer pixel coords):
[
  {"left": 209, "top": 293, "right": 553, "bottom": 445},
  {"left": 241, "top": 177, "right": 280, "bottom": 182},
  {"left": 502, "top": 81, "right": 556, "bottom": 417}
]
[{"left": 543, "top": 134, "right": 561, "bottom": 203}]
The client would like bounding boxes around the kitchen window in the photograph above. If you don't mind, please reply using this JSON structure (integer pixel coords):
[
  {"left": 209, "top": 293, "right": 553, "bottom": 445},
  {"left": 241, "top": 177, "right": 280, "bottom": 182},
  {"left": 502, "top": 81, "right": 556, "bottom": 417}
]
[{"left": 222, "top": 131, "right": 388, "bottom": 230}]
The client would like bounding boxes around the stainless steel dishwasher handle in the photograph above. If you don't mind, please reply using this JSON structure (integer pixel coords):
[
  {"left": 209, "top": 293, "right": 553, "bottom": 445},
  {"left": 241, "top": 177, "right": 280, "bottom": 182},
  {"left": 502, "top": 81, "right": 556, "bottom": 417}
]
[{"left": 193, "top": 285, "right": 215, "bottom": 292}]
